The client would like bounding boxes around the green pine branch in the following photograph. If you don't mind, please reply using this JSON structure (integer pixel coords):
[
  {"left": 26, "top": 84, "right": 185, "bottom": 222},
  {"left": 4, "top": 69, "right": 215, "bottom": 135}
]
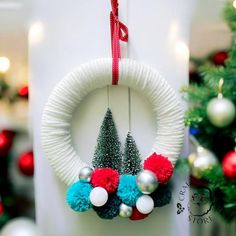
[
  {"left": 224, "top": 0, "right": 236, "bottom": 32},
  {"left": 182, "top": 0, "right": 236, "bottom": 222},
  {"left": 203, "top": 165, "right": 236, "bottom": 222}
]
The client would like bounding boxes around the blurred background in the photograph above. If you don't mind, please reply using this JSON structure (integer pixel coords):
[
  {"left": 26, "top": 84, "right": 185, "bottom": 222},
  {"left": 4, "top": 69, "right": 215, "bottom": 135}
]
[
  {"left": 0, "top": 0, "right": 235, "bottom": 235},
  {"left": 0, "top": 0, "right": 34, "bottom": 235}
]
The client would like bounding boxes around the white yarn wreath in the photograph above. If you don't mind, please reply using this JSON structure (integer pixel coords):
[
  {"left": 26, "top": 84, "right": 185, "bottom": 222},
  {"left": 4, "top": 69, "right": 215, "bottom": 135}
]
[{"left": 41, "top": 58, "right": 184, "bottom": 186}]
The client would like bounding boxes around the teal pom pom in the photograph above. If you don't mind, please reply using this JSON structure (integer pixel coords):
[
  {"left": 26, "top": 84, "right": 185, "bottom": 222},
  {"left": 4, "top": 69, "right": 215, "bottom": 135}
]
[
  {"left": 117, "top": 175, "right": 142, "bottom": 206},
  {"left": 151, "top": 184, "right": 172, "bottom": 207},
  {"left": 94, "top": 195, "right": 121, "bottom": 220},
  {"left": 66, "top": 180, "right": 93, "bottom": 212}
]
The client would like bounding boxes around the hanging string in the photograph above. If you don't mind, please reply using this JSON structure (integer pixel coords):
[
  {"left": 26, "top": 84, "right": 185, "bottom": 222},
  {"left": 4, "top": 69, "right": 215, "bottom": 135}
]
[
  {"left": 128, "top": 88, "right": 131, "bottom": 131},
  {"left": 110, "top": 0, "right": 128, "bottom": 85},
  {"left": 110, "top": 0, "right": 131, "bottom": 132},
  {"left": 107, "top": 86, "right": 110, "bottom": 108}
]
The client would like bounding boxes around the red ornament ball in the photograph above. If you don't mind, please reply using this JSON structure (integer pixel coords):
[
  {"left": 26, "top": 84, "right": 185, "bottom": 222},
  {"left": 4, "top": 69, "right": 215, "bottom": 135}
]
[
  {"left": 212, "top": 51, "right": 228, "bottom": 66},
  {"left": 18, "top": 85, "right": 29, "bottom": 98},
  {"left": 0, "top": 202, "right": 4, "bottom": 216},
  {"left": 0, "top": 130, "right": 14, "bottom": 155},
  {"left": 129, "top": 207, "right": 149, "bottom": 221},
  {"left": 144, "top": 152, "right": 174, "bottom": 184},
  {"left": 18, "top": 151, "right": 34, "bottom": 176},
  {"left": 2, "top": 130, "right": 15, "bottom": 140},
  {"left": 90, "top": 168, "right": 119, "bottom": 193},
  {"left": 190, "top": 176, "right": 207, "bottom": 187},
  {"left": 222, "top": 151, "right": 236, "bottom": 179}
]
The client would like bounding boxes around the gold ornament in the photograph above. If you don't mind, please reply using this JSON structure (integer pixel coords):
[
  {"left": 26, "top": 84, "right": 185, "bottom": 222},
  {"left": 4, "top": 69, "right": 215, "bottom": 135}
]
[
  {"left": 189, "top": 146, "right": 218, "bottom": 179},
  {"left": 207, "top": 78, "right": 235, "bottom": 128}
]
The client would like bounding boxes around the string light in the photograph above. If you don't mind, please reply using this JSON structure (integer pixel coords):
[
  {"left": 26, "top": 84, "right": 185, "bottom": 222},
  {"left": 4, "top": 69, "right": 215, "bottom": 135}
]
[
  {"left": 233, "top": 0, "right": 236, "bottom": 9},
  {"left": 175, "top": 41, "right": 189, "bottom": 61},
  {"left": 0, "top": 57, "right": 10, "bottom": 73},
  {"left": 28, "top": 22, "right": 44, "bottom": 45}
]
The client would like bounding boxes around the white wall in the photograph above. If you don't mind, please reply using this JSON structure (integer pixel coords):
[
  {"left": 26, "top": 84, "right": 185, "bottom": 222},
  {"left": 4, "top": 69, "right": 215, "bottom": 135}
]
[{"left": 29, "top": 1, "right": 195, "bottom": 235}]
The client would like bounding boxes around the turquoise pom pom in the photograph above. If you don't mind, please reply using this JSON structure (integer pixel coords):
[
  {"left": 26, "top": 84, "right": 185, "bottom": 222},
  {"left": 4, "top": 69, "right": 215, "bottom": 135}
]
[
  {"left": 66, "top": 180, "right": 93, "bottom": 212},
  {"left": 117, "top": 175, "right": 142, "bottom": 206}
]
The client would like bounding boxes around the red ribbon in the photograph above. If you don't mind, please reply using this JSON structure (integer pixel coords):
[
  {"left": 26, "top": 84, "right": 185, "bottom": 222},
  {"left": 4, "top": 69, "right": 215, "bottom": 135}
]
[{"left": 110, "top": 0, "right": 128, "bottom": 85}]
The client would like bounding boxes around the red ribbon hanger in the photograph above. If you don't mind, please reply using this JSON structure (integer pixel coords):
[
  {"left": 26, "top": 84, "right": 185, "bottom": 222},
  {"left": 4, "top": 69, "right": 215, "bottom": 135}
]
[{"left": 110, "top": 0, "right": 129, "bottom": 85}]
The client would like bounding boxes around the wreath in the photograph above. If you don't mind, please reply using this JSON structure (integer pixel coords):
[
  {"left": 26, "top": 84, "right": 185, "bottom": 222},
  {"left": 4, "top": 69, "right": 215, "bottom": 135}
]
[{"left": 41, "top": 58, "right": 184, "bottom": 220}]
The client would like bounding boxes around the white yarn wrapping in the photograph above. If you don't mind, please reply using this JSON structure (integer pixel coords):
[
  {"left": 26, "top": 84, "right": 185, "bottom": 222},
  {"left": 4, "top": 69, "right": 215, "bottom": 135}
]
[{"left": 41, "top": 58, "right": 184, "bottom": 186}]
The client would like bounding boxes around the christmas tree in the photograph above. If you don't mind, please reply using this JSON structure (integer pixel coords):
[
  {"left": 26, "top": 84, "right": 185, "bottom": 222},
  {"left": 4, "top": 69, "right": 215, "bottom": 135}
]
[
  {"left": 180, "top": 0, "right": 236, "bottom": 222},
  {"left": 184, "top": 1, "right": 236, "bottom": 157},
  {"left": 122, "top": 132, "right": 142, "bottom": 175},
  {"left": 0, "top": 131, "right": 13, "bottom": 228},
  {"left": 0, "top": 71, "right": 34, "bottom": 229},
  {"left": 92, "top": 108, "right": 122, "bottom": 173}
]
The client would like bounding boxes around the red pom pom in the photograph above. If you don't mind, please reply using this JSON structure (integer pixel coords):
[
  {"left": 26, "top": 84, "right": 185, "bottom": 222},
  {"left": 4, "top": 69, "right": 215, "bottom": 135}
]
[
  {"left": 144, "top": 152, "right": 173, "bottom": 183},
  {"left": 130, "top": 207, "right": 149, "bottom": 221},
  {"left": 222, "top": 151, "right": 236, "bottom": 180},
  {"left": 91, "top": 168, "right": 119, "bottom": 193},
  {"left": 18, "top": 151, "right": 34, "bottom": 176}
]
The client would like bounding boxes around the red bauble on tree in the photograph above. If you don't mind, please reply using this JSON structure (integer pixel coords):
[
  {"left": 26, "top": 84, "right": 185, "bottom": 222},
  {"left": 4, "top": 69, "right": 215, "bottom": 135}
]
[
  {"left": 211, "top": 51, "right": 228, "bottom": 66},
  {"left": 0, "top": 130, "right": 15, "bottom": 155},
  {"left": 0, "top": 201, "right": 4, "bottom": 216},
  {"left": 222, "top": 151, "right": 236, "bottom": 179},
  {"left": 18, "top": 151, "right": 34, "bottom": 176},
  {"left": 2, "top": 130, "right": 15, "bottom": 140},
  {"left": 18, "top": 85, "right": 29, "bottom": 99}
]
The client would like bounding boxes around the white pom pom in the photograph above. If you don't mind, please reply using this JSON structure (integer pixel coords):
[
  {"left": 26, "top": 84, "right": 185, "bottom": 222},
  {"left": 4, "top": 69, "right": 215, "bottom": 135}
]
[
  {"left": 89, "top": 187, "right": 108, "bottom": 207},
  {"left": 136, "top": 195, "right": 154, "bottom": 214}
]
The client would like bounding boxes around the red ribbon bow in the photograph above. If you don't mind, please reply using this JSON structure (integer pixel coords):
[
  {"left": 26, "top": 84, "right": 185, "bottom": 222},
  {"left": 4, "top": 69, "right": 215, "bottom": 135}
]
[{"left": 110, "top": 0, "right": 129, "bottom": 85}]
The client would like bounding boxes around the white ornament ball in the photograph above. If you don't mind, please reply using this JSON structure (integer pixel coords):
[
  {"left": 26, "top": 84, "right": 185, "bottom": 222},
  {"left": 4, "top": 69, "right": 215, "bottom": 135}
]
[
  {"left": 191, "top": 147, "right": 218, "bottom": 179},
  {"left": 0, "top": 218, "right": 40, "bottom": 236},
  {"left": 89, "top": 187, "right": 108, "bottom": 207},
  {"left": 207, "top": 97, "right": 235, "bottom": 128},
  {"left": 136, "top": 195, "right": 154, "bottom": 214},
  {"left": 119, "top": 203, "right": 133, "bottom": 218},
  {"left": 78, "top": 167, "right": 93, "bottom": 181},
  {"left": 136, "top": 170, "right": 159, "bottom": 194}
]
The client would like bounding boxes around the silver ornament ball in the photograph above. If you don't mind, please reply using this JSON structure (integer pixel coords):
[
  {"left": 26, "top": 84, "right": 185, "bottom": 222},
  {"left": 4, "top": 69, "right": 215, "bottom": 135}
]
[
  {"left": 207, "top": 97, "right": 235, "bottom": 128},
  {"left": 136, "top": 170, "right": 159, "bottom": 194},
  {"left": 78, "top": 166, "right": 93, "bottom": 181},
  {"left": 190, "top": 147, "right": 218, "bottom": 179},
  {"left": 119, "top": 203, "right": 133, "bottom": 218}
]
